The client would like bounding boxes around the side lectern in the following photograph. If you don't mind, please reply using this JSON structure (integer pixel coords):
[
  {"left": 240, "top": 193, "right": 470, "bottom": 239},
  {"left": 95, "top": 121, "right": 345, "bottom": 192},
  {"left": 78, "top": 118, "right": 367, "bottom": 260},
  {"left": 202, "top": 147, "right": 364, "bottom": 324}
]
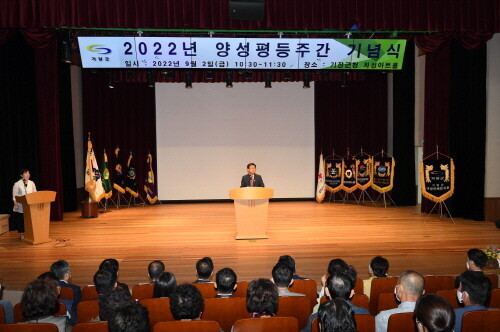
[
  {"left": 229, "top": 187, "right": 274, "bottom": 240},
  {"left": 16, "top": 191, "right": 56, "bottom": 245}
]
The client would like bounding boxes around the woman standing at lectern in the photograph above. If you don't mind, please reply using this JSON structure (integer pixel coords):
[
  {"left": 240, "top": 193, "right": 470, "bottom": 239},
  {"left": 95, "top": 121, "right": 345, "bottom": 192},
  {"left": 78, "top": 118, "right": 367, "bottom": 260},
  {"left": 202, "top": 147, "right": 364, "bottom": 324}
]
[{"left": 12, "top": 168, "right": 37, "bottom": 240}]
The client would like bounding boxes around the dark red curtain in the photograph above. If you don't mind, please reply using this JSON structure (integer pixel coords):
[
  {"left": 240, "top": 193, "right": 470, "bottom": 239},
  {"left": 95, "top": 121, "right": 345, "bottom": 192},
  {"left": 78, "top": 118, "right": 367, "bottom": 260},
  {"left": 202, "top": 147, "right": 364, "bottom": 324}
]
[
  {"left": 82, "top": 72, "right": 156, "bottom": 202},
  {"left": 1, "top": 0, "right": 498, "bottom": 32}
]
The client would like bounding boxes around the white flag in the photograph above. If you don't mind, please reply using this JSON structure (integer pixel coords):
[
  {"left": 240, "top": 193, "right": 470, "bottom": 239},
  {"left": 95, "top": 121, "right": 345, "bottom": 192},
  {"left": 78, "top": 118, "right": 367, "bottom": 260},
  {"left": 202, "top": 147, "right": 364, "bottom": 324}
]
[
  {"left": 85, "top": 140, "right": 105, "bottom": 202},
  {"left": 316, "top": 153, "right": 326, "bottom": 203}
]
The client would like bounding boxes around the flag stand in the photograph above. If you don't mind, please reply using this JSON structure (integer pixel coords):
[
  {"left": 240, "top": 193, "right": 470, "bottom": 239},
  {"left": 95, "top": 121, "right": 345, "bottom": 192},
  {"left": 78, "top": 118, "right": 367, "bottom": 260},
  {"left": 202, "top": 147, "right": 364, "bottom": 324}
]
[
  {"left": 342, "top": 191, "right": 359, "bottom": 204},
  {"left": 130, "top": 193, "right": 147, "bottom": 207},
  {"left": 372, "top": 150, "right": 397, "bottom": 208},
  {"left": 116, "top": 191, "right": 130, "bottom": 208}
]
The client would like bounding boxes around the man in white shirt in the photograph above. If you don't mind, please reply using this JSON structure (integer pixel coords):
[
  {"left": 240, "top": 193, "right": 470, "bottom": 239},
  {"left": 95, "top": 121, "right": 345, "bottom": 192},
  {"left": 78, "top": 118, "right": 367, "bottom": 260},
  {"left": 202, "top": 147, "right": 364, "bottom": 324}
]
[
  {"left": 12, "top": 168, "right": 37, "bottom": 239},
  {"left": 375, "top": 270, "right": 425, "bottom": 332}
]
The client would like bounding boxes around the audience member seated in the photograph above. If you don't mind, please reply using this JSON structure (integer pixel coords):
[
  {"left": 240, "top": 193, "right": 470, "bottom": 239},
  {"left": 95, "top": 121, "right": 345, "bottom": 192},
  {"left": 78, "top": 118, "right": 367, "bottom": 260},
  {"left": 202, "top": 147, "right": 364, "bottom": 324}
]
[
  {"left": 99, "top": 289, "right": 133, "bottom": 322},
  {"left": 318, "top": 259, "right": 349, "bottom": 302},
  {"left": 148, "top": 260, "right": 165, "bottom": 283},
  {"left": 272, "top": 263, "right": 305, "bottom": 297},
  {"left": 318, "top": 298, "right": 357, "bottom": 332},
  {"left": 278, "top": 255, "right": 309, "bottom": 280},
  {"left": 152, "top": 272, "right": 177, "bottom": 298},
  {"left": 108, "top": 301, "right": 149, "bottom": 332},
  {"left": 455, "top": 249, "right": 489, "bottom": 288},
  {"left": 94, "top": 269, "right": 117, "bottom": 299},
  {"left": 0, "top": 278, "right": 15, "bottom": 323},
  {"left": 50, "top": 259, "right": 81, "bottom": 325},
  {"left": 246, "top": 278, "right": 279, "bottom": 318},
  {"left": 453, "top": 270, "right": 491, "bottom": 332},
  {"left": 363, "top": 256, "right": 389, "bottom": 298},
  {"left": 38, "top": 272, "right": 71, "bottom": 320},
  {"left": 194, "top": 257, "right": 215, "bottom": 283},
  {"left": 215, "top": 268, "right": 237, "bottom": 298},
  {"left": 415, "top": 294, "right": 455, "bottom": 332},
  {"left": 99, "top": 258, "right": 130, "bottom": 293},
  {"left": 170, "top": 284, "right": 204, "bottom": 320},
  {"left": 375, "top": 270, "right": 425, "bottom": 332},
  {"left": 302, "top": 268, "right": 369, "bottom": 332},
  {"left": 21, "top": 279, "right": 69, "bottom": 332}
]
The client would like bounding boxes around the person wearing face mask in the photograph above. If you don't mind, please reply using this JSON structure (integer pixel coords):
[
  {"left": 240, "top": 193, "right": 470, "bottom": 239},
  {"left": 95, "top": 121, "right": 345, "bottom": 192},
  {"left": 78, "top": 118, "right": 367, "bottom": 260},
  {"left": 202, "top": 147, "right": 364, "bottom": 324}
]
[
  {"left": 375, "top": 270, "right": 425, "bottom": 332},
  {"left": 454, "top": 249, "right": 488, "bottom": 288},
  {"left": 12, "top": 168, "right": 37, "bottom": 240},
  {"left": 453, "top": 270, "right": 491, "bottom": 332}
]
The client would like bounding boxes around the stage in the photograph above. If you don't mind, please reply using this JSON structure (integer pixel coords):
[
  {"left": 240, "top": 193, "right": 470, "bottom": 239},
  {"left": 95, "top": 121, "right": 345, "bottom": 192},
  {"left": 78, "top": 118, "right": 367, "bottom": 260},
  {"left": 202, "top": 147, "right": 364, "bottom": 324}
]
[{"left": 0, "top": 201, "right": 498, "bottom": 289}]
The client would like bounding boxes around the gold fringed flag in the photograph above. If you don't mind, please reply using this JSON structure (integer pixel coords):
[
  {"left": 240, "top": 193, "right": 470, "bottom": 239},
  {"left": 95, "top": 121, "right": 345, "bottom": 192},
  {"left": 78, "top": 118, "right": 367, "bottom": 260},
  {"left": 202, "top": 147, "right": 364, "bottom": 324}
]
[
  {"left": 113, "top": 147, "right": 126, "bottom": 194},
  {"left": 100, "top": 149, "right": 113, "bottom": 199},
  {"left": 85, "top": 139, "right": 105, "bottom": 202},
  {"left": 420, "top": 158, "right": 455, "bottom": 203},
  {"left": 355, "top": 155, "right": 373, "bottom": 190},
  {"left": 342, "top": 158, "right": 358, "bottom": 193},
  {"left": 144, "top": 153, "right": 158, "bottom": 204},
  {"left": 372, "top": 156, "right": 395, "bottom": 193},
  {"left": 316, "top": 153, "right": 326, "bottom": 203},
  {"left": 126, "top": 151, "right": 139, "bottom": 197},
  {"left": 325, "top": 158, "right": 344, "bottom": 193}
]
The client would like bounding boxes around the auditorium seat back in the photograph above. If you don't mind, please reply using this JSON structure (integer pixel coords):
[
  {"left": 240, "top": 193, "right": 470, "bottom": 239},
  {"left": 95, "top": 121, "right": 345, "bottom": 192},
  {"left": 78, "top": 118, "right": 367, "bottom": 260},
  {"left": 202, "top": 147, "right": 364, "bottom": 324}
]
[
  {"left": 0, "top": 305, "right": 5, "bottom": 324},
  {"left": 423, "top": 275, "right": 455, "bottom": 293},
  {"left": 319, "top": 294, "right": 369, "bottom": 311},
  {"left": 81, "top": 285, "right": 99, "bottom": 301},
  {"left": 275, "top": 296, "right": 311, "bottom": 330},
  {"left": 132, "top": 283, "right": 154, "bottom": 300},
  {"left": 59, "top": 286, "right": 75, "bottom": 301},
  {"left": 369, "top": 277, "right": 398, "bottom": 314},
  {"left": 139, "top": 297, "right": 174, "bottom": 327},
  {"left": 77, "top": 300, "right": 100, "bottom": 323},
  {"left": 289, "top": 279, "right": 318, "bottom": 311},
  {"left": 436, "top": 289, "right": 461, "bottom": 309},
  {"left": 355, "top": 314, "right": 376, "bottom": 332},
  {"left": 233, "top": 317, "right": 299, "bottom": 332},
  {"left": 233, "top": 281, "right": 250, "bottom": 297},
  {"left": 14, "top": 302, "right": 67, "bottom": 323},
  {"left": 387, "top": 312, "right": 416, "bottom": 332},
  {"left": 461, "top": 310, "right": 500, "bottom": 332},
  {"left": 485, "top": 273, "right": 498, "bottom": 289},
  {"left": 72, "top": 321, "right": 108, "bottom": 332},
  {"left": 354, "top": 278, "right": 364, "bottom": 295},
  {"left": 377, "top": 292, "right": 398, "bottom": 314},
  {"left": 192, "top": 282, "right": 217, "bottom": 298},
  {"left": 490, "top": 288, "right": 500, "bottom": 309},
  {"left": 153, "top": 320, "right": 221, "bottom": 332},
  {"left": 0, "top": 323, "right": 58, "bottom": 332},
  {"left": 202, "top": 297, "right": 248, "bottom": 332}
]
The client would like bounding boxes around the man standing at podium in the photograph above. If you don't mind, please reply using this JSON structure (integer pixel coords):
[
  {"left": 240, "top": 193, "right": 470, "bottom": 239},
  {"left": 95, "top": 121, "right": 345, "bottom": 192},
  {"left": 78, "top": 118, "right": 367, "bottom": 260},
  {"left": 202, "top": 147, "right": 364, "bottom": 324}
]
[
  {"left": 12, "top": 168, "right": 37, "bottom": 240},
  {"left": 240, "top": 163, "right": 265, "bottom": 188}
]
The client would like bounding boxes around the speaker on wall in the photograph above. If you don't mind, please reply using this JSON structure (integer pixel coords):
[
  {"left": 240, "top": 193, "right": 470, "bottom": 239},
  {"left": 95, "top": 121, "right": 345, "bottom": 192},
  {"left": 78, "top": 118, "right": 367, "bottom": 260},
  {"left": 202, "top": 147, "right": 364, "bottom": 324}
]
[{"left": 228, "top": 0, "right": 265, "bottom": 21}]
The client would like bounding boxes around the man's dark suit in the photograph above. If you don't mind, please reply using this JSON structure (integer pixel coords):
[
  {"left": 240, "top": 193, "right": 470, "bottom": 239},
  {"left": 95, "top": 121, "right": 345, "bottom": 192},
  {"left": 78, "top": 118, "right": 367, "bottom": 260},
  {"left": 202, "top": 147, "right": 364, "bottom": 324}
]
[
  {"left": 59, "top": 280, "right": 81, "bottom": 325},
  {"left": 240, "top": 174, "right": 265, "bottom": 188}
]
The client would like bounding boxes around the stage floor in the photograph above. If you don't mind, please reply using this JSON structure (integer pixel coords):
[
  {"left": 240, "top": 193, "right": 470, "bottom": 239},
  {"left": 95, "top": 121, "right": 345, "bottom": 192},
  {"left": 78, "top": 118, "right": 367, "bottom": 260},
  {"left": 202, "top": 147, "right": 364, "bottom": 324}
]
[{"left": 0, "top": 201, "right": 498, "bottom": 288}]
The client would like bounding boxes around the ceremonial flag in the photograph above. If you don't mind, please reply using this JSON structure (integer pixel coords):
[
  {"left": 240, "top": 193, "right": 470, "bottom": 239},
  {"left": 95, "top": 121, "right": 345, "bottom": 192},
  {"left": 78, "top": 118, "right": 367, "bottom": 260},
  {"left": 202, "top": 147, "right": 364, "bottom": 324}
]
[
  {"left": 355, "top": 154, "right": 373, "bottom": 190},
  {"left": 372, "top": 156, "right": 395, "bottom": 193},
  {"left": 126, "top": 151, "right": 139, "bottom": 197},
  {"left": 84, "top": 139, "right": 105, "bottom": 202},
  {"left": 144, "top": 153, "right": 158, "bottom": 204},
  {"left": 316, "top": 153, "right": 326, "bottom": 203},
  {"left": 342, "top": 158, "right": 358, "bottom": 193},
  {"left": 100, "top": 149, "right": 113, "bottom": 199},
  {"left": 325, "top": 158, "right": 344, "bottom": 193},
  {"left": 113, "top": 147, "right": 126, "bottom": 194},
  {"left": 420, "top": 158, "right": 455, "bottom": 203}
]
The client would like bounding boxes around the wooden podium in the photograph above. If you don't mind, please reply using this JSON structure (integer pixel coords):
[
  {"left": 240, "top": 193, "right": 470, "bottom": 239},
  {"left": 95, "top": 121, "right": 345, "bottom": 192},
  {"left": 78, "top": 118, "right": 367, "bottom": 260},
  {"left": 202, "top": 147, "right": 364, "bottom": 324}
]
[
  {"left": 229, "top": 187, "right": 274, "bottom": 240},
  {"left": 15, "top": 191, "right": 56, "bottom": 245}
]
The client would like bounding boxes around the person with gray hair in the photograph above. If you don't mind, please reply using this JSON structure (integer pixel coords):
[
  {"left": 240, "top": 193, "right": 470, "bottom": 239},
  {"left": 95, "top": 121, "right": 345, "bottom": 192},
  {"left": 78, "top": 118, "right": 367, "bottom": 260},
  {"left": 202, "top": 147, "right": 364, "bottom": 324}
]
[
  {"left": 50, "top": 259, "right": 81, "bottom": 324},
  {"left": 375, "top": 270, "right": 425, "bottom": 332}
]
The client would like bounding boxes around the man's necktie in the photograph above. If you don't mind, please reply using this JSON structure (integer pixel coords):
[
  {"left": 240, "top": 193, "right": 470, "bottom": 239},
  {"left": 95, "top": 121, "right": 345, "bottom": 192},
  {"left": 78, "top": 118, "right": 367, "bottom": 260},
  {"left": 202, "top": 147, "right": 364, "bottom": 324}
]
[{"left": 250, "top": 176, "right": 254, "bottom": 187}]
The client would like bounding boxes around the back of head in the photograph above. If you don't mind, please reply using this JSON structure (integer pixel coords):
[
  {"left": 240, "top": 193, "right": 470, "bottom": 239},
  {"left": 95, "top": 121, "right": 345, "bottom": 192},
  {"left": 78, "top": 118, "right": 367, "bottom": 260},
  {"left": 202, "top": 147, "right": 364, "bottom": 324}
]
[
  {"left": 370, "top": 256, "right": 389, "bottom": 278},
  {"left": 215, "top": 268, "right": 237, "bottom": 294},
  {"left": 196, "top": 257, "right": 214, "bottom": 279},
  {"left": 278, "top": 255, "right": 296, "bottom": 273},
  {"left": 94, "top": 268, "right": 117, "bottom": 296},
  {"left": 37, "top": 272, "right": 60, "bottom": 288},
  {"left": 327, "top": 272, "right": 353, "bottom": 300},
  {"left": 467, "top": 249, "right": 488, "bottom": 269},
  {"left": 50, "top": 259, "right": 70, "bottom": 280},
  {"left": 246, "top": 278, "right": 279, "bottom": 316},
  {"left": 415, "top": 294, "right": 455, "bottom": 332},
  {"left": 327, "top": 259, "right": 348, "bottom": 276},
  {"left": 108, "top": 302, "right": 149, "bottom": 332},
  {"left": 148, "top": 260, "right": 165, "bottom": 281},
  {"left": 318, "top": 299, "right": 357, "bottom": 332},
  {"left": 272, "top": 263, "right": 293, "bottom": 288},
  {"left": 170, "top": 284, "right": 204, "bottom": 320},
  {"left": 21, "top": 279, "right": 60, "bottom": 320},
  {"left": 100, "top": 289, "right": 133, "bottom": 321},
  {"left": 100, "top": 258, "right": 120, "bottom": 276},
  {"left": 459, "top": 270, "right": 491, "bottom": 306},
  {"left": 399, "top": 270, "right": 425, "bottom": 298},
  {"left": 153, "top": 272, "right": 177, "bottom": 298}
]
